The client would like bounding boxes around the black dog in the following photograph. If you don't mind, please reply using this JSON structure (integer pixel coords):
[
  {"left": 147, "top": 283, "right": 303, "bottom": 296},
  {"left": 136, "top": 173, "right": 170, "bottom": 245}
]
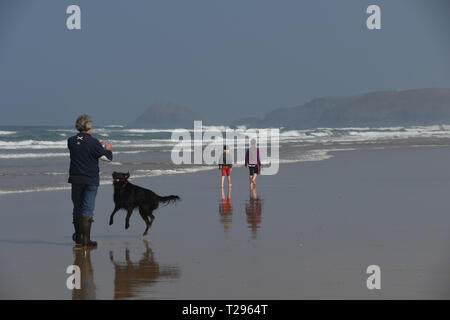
[{"left": 110, "top": 172, "right": 180, "bottom": 236}]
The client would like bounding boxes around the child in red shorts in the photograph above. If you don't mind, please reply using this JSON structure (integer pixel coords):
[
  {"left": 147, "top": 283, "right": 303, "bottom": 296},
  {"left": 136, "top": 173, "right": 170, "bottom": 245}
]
[{"left": 219, "top": 145, "right": 232, "bottom": 189}]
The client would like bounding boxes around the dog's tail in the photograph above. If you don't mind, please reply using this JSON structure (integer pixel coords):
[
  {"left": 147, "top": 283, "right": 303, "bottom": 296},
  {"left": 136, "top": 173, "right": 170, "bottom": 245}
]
[{"left": 157, "top": 194, "right": 180, "bottom": 206}]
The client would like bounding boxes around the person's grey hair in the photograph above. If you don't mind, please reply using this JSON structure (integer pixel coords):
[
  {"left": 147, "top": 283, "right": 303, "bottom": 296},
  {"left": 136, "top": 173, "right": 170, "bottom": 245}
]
[
  {"left": 250, "top": 138, "right": 257, "bottom": 146},
  {"left": 75, "top": 114, "right": 93, "bottom": 132}
]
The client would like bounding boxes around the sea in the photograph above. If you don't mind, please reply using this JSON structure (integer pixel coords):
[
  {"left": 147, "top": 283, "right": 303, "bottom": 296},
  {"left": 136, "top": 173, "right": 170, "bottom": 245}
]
[{"left": 1, "top": 124, "right": 450, "bottom": 195}]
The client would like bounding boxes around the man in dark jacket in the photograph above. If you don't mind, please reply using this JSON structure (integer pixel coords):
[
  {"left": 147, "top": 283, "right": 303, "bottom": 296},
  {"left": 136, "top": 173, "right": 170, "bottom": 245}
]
[{"left": 68, "top": 114, "right": 113, "bottom": 246}]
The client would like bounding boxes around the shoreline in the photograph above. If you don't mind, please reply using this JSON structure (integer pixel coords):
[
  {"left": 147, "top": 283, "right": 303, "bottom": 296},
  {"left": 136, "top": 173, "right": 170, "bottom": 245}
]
[{"left": 2, "top": 142, "right": 450, "bottom": 196}]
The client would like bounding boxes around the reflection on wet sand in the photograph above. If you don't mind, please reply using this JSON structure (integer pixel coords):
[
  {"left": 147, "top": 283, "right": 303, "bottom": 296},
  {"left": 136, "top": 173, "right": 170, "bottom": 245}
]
[
  {"left": 219, "top": 186, "right": 233, "bottom": 235},
  {"left": 72, "top": 247, "right": 96, "bottom": 300},
  {"left": 245, "top": 186, "right": 263, "bottom": 239},
  {"left": 109, "top": 240, "right": 180, "bottom": 299}
]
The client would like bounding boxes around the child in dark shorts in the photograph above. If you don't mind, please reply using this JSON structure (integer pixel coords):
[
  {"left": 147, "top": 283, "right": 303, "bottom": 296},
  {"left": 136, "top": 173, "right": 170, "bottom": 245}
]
[{"left": 245, "top": 139, "right": 261, "bottom": 187}]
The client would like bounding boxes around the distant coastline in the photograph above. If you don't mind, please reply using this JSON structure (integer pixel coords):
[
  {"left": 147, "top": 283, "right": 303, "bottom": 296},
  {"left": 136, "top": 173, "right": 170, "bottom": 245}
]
[
  {"left": 119, "top": 88, "right": 450, "bottom": 130},
  {"left": 233, "top": 88, "right": 450, "bottom": 129}
]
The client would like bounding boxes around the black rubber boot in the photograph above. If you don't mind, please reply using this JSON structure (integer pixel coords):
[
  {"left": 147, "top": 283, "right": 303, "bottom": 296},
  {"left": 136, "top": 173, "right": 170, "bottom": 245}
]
[
  {"left": 81, "top": 216, "right": 97, "bottom": 247},
  {"left": 72, "top": 217, "right": 82, "bottom": 245}
]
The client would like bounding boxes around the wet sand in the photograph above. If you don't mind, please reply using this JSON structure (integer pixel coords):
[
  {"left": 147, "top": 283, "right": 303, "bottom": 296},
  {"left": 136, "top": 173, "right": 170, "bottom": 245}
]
[{"left": 0, "top": 146, "right": 449, "bottom": 299}]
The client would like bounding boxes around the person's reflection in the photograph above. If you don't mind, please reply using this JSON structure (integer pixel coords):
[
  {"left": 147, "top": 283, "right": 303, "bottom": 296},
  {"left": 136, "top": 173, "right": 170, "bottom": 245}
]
[
  {"left": 72, "top": 247, "right": 97, "bottom": 300},
  {"left": 219, "top": 186, "right": 233, "bottom": 236},
  {"left": 245, "top": 186, "right": 263, "bottom": 239},
  {"left": 109, "top": 240, "right": 180, "bottom": 299}
]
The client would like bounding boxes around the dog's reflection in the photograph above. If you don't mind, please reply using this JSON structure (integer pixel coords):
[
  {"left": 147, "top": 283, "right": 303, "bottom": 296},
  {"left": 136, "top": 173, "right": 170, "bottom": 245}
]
[
  {"left": 109, "top": 240, "right": 180, "bottom": 299},
  {"left": 245, "top": 186, "right": 263, "bottom": 239},
  {"left": 72, "top": 247, "right": 97, "bottom": 300},
  {"left": 219, "top": 186, "right": 233, "bottom": 235}
]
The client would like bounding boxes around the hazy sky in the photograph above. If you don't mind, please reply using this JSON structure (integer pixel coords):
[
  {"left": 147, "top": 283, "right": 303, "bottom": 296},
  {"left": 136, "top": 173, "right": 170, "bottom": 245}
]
[{"left": 1, "top": 0, "right": 449, "bottom": 125}]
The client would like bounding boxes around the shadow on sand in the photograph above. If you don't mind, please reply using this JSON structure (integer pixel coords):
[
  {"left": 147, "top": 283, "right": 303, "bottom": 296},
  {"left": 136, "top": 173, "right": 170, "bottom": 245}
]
[
  {"left": 245, "top": 186, "right": 263, "bottom": 239},
  {"left": 109, "top": 240, "right": 180, "bottom": 299},
  {"left": 219, "top": 186, "right": 233, "bottom": 236},
  {"left": 70, "top": 240, "right": 180, "bottom": 299},
  {"left": 72, "top": 246, "right": 97, "bottom": 300}
]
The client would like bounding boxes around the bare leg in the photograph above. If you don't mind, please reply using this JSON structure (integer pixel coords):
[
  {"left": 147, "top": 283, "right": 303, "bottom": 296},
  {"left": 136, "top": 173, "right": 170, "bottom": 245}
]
[
  {"left": 250, "top": 174, "right": 256, "bottom": 186},
  {"left": 227, "top": 175, "right": 231, "bottom": 187},
  {"left": 221, "top": 176, "right": 225, "bottom": 188}
]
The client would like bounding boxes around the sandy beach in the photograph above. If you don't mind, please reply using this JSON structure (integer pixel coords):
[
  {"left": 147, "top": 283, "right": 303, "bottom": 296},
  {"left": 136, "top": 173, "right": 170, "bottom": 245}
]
[{"left": 0, "top": 146, "right": 449, "bottom": 299}]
